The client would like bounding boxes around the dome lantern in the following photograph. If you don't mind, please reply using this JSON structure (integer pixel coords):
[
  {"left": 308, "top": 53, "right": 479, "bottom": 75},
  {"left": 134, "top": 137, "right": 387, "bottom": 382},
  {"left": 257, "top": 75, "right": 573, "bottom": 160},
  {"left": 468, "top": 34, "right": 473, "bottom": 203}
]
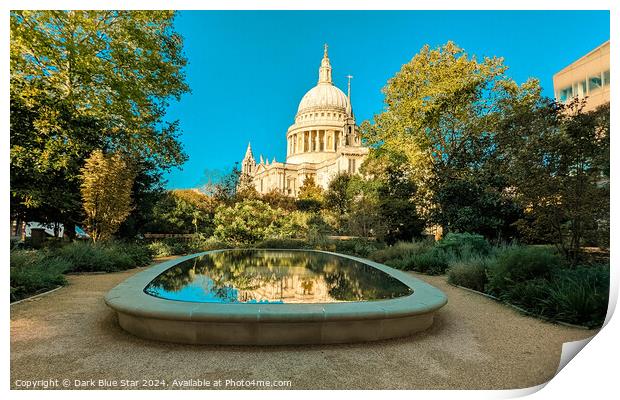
[
  {"left": 318, "top": 43, "right": 332, "bottom": 84},
  {"left": 296, "top": 45, "right": 349, "bottom": 117}
]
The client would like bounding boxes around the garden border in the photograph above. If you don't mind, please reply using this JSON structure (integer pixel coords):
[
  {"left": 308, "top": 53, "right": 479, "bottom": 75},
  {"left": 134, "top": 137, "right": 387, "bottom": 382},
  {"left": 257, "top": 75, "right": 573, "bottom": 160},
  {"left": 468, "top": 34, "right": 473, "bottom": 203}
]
[
  {"left": 10, "top": 286, "right": 63, "bottom": 306},
  {"left": 447, "top": 282, "right": 593, "bottom": 330}
]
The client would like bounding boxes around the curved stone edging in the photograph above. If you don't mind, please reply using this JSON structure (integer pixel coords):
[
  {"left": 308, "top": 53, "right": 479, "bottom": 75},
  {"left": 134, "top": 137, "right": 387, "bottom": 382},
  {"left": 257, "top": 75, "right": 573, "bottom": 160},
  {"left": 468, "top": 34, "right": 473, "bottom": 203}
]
[
  {"left": 105, "top": 249, "right": 448, "bottom": 345},
  {"left": 10, "top": 286, "right": 63, "bottom": 306}
]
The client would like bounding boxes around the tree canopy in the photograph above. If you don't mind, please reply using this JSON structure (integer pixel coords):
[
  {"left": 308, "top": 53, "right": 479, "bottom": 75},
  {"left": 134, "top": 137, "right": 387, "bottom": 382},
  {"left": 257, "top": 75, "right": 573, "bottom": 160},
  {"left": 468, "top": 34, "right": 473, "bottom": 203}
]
[
  {"left": 362, "top": 41, "right": 531, "bottom": 239},
  {"left": 10, "top": 10, "right": 189, "bottom": 232}
]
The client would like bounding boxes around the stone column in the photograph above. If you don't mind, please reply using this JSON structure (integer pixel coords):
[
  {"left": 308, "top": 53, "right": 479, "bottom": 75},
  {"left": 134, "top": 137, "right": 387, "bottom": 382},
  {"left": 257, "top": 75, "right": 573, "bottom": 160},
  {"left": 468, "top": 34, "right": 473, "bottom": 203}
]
[{"left": 313, "top": 131, "right": 317, "bottom": 151}]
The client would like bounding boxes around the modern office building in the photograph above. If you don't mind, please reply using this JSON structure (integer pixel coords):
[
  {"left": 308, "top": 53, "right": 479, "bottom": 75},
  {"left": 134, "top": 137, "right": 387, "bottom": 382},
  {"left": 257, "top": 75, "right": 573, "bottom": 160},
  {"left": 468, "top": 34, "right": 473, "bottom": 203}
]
[{"left": 553, "top": 41, "right": 610, "bottom": 112}]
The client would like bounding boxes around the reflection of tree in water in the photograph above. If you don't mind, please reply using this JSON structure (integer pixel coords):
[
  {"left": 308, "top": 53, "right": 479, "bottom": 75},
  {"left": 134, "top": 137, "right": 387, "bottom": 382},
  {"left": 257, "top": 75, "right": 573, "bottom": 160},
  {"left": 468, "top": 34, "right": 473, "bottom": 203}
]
[
  {"left": 146, "top": 257, "right": 199, "bottom": 293},
  {"left": 145, "top": 250, "right": 411, "bottom": 302},
  {"left": 301, "top": 253, "right": 411, "bottom": 301}
]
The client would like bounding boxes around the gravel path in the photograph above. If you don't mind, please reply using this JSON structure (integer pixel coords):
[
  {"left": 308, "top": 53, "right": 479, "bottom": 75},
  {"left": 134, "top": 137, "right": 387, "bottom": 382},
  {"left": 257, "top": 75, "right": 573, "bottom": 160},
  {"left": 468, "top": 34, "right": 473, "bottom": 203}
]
[{"left": 10, "top": 262, "right": 597, "bottom": 390}]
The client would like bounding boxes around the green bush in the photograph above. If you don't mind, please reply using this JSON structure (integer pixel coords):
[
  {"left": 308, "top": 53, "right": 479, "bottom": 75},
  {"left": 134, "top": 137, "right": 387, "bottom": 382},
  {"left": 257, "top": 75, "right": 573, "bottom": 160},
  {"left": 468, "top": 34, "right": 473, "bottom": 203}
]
[
  {"left": 213, "top": 200, "right": 282, "bottom": 245},
  {"left": 53, "top": 241, "right": 152, "bottom": 272},
  {"left": 369, "top": 234, "right": 490, "bottom": 275},
  {"left": 486, "top": 246, "right": 562, "bottom": 296},
  {"left": 435, "top": 232, "right": 491, "bottom": 257},
  {"left": 332, "top": 238, "right": 380, "bottom": 257},
  {"left": 368, "top": 241, "right": 431, "bottom": 264},
  {"left": 398, "top": 248, "right": 450, "bottom": 274},
  {"left": 502, "top": 278, "right": 552, "bottom": 312},
  {"left": 447, "top": 257, "right": 492, "bottom": 292},
  {"left": 148, "top": 236, "right": 229, "bottom": 257},
  {"left": 147, "top": 240, "right": 175, "bottom": 257},
  {"left": 10, "top": 251, "right": 70, "bottom": 302},
  {"left": 254, "top": 238, "right": 308, "bottom": 249},
  {"left": 117, "top": 242, "right": 153, "bottom": 267},
  {"left": 542, "top": 265, "right": 609, "bottom": 327}
]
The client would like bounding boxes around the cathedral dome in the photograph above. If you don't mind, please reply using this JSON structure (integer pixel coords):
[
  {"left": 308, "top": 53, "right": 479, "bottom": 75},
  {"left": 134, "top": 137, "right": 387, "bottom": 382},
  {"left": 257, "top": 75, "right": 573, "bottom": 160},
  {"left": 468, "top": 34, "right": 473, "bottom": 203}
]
[
  {"left": 297, "top": 84, "right": 349, "bottom": 114},
  {"left": 296, "top": 44, "right": 350, "bottom": 117}
]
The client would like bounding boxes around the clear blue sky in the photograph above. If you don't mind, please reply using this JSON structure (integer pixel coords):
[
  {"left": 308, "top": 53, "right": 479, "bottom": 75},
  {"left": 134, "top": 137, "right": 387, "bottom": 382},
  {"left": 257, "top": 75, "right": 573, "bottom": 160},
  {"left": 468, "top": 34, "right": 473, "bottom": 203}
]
[{"left": 163, "top": 10, "right": 610, "bottom": 189}]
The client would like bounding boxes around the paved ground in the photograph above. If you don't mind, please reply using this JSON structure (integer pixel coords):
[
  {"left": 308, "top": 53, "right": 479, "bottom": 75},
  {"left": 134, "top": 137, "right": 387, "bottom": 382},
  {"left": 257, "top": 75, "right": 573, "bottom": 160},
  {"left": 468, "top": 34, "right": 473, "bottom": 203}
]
[{"left": 10, "top": 261, "right": 598, "bottom": 390}]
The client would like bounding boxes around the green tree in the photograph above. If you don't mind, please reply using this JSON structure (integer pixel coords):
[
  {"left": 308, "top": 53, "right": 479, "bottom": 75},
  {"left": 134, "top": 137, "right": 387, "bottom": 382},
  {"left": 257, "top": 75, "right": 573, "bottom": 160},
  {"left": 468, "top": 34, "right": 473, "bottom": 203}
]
[
  {"left": 262, "top": 189, "right": 297, "bottom": 211},
  {"left": 213, "top": 200, "right": 281, "bottom": 245},
  {"left": 10, "top": 84, "right": 104, "bottom": 238},
  {"left": 498, "top": 96, "right": 609, "bottom": 260},
  {"left": 360, "top": 155, "right": 425, "bottom": 243},
  {"left": 11, "top": 11, "right": 189, "bottom": 233},
  {"left": 324, "top": 173, "right": 353, "bottom": 215},
  {"left": 363, "top": 41, "right": 527, "bottom": 238},
  {"left": 117, "top": 159, "right": 166, "bottom": 238},
  {"left": 147, "top": 190, "right": 216, "bottom": 235},
  {"left": 80, "top": 151, "right": 137, "bottom": 242},
  {"left": 296, "top": 176, "right": 323, "bottom": 212}
]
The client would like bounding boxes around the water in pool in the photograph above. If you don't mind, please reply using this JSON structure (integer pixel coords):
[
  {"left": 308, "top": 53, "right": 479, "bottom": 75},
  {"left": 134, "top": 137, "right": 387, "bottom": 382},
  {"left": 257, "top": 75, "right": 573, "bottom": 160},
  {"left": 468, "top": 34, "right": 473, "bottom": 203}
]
[{"left": 144, "top": 250, "right": 412, "bottom": 304}]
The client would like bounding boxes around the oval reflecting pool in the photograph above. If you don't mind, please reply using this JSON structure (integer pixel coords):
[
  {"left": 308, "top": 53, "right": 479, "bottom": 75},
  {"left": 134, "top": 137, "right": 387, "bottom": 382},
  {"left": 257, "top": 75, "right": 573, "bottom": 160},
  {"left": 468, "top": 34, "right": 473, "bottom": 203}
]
[
  {"left": 106, "top": 249, "right": 448, "bottom": 345},
  {"left": 144, "top": 249, "right": 413, "bottom": 304}
]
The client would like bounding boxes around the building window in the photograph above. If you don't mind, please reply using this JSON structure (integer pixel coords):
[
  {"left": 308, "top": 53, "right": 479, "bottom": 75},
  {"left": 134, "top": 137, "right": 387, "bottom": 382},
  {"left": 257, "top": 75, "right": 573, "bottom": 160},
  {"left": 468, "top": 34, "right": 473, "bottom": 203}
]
[
  {"left": 348, "top": 158, "right": 356, "bottom": 173},
  {"left": 559, "top": 86, "right": 573, "bottom": 102},
  {"left": 578, "top": 80, "right": 587, "bottom": 97},
  {"left": 603, "top": 70, "right": 610, "bottom": 86},
  {"left": 589, "top": 74, "right": 602, "bottom": 92}
]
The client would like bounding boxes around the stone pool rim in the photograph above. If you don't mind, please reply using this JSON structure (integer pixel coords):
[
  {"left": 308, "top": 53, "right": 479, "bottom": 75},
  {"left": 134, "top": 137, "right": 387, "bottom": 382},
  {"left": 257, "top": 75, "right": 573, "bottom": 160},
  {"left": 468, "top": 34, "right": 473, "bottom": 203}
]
[{"left": 105, "top": 249, "right": 448, "bottom": 344}]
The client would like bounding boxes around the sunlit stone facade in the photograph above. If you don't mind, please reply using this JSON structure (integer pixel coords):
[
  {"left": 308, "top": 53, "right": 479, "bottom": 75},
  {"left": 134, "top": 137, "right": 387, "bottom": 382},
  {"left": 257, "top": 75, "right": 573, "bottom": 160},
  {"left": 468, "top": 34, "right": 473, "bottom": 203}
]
[{"left": 241, "top": 45, "right": 368, "bottom": 197}]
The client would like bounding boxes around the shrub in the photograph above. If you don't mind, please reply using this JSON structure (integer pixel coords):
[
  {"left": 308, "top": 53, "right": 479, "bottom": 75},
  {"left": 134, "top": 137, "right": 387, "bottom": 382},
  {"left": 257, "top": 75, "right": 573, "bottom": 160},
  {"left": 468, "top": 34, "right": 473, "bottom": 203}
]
[
  {"left": 400, "top": 249, "right": 450, "bottom": 275},
  {"left": 54, "top": 241, "right": 117, "bottom": 271},
  {"left": 191, "top": 236, "right": 228, "bottom": 252},
  {"left": 447, "top": 257, "right": 492, "bottom": 292},
  {"left": 502, "top": 278, "right": 552, "bottom": 312},
  {"left": 116, "top": 242, "right": 153, "bottom": 267},
  {"left": 148, "top": 240, "right": 176, "bottom": 257},
  {"left": 332, "top": 238, "right": 380, "bottom": 257},
  {"left": 10, "top": 251, "right": 70, "bottom": 302},
  {"left": 486, "top": 246, "right": 562, "bottom": 296},
  {"left": 53, "top": 241, "right": 152, "bottom": 272},
  {"left": 542, "top": 265, "right": 609, "bottom": 327},
  {"left": 213, "top": 200, "right": 282, "bottom": 245},
  {"left": 368, "top": 240, "right": 431, "bottom": 264},
  {"left": 147, "top": 236, "right": 228, "bottom": 257},
  {"left": 254, "top": 238, "right": 307, "bottom": 249},
  {"left": 435, "top": 232, "right": 491, "bottom": 257}
]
